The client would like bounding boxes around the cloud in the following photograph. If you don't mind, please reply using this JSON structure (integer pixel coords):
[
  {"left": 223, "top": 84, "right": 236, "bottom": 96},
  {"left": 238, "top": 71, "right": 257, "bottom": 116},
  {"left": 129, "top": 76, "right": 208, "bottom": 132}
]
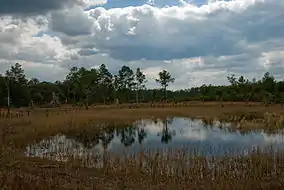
[
  {"left": 0, "top": 0, "right": 284, "bottom": 89},
  {"left": 0, "top": 0, "right": 107, "bottom": 15},
  {"left": 84, "top": 0, "right": 284, "bottom": 62},
  {"left": 49, "top": 6, "right": 94, "bottom": 36},
  {"left": 0, "top": 16, "right": 74, "bottom": 82}
]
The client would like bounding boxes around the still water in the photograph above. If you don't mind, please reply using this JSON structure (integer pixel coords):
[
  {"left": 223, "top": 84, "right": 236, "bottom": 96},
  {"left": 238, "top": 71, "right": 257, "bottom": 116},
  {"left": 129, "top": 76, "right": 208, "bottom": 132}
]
[{"left": 25, "top": 117, "right": 284, "bottom": 164}]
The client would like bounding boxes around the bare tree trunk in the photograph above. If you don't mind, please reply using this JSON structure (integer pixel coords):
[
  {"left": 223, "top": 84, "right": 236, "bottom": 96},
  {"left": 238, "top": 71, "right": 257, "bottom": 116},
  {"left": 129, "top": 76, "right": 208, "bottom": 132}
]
[
  {"left": 7, "top": 80, "right": 10, "bottom": 115},
  {"left": 136, "top": 89, "right": 139, "bottom": 104},
  {"left": 116, "top": 98, "right": 119, "bottom": 108},
  {"left": 164, "top": 87, "right": 167, "bottom": 102},
  {"left": 84, "top": 101, "right": 89, "bottom": 110},
  {"left": 84, "top": 95, "right": 89, "bottom": 110}
]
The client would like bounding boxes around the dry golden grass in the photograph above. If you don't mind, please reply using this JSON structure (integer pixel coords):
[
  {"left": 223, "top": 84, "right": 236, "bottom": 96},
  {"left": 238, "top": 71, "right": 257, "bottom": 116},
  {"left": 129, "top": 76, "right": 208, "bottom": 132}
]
[
  {"left": 1, "top": 102, "right": 284, "bottom": 189},
  {"left": 2, "top": 149, "right": 284, "bottom": 189}
]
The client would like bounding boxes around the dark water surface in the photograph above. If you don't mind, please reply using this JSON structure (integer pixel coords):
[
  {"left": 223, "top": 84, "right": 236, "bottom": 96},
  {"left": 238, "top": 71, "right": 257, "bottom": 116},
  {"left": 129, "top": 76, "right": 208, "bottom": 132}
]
[{"left": 25, "top": 117, "right": 284, "bottom": 164}]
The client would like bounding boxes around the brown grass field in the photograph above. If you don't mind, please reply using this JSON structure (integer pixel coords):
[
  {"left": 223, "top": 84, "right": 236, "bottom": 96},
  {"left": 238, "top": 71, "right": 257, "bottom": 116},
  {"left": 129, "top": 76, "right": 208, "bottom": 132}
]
[{"left": 1, "top": 102, "right": 284, "bottom": 189}]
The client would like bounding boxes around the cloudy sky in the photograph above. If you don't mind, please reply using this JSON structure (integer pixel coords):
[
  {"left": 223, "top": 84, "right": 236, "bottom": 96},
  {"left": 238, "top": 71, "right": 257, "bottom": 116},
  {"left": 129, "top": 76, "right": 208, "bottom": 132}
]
[{"left": 0, "top": 0, "right": 283, "bottom": 89}]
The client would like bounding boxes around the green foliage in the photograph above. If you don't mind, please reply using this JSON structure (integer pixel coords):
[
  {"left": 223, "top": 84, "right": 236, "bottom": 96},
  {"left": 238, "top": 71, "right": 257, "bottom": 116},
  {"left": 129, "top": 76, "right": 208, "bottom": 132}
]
[
  {"left": 135, "top": 68, "right": 147, "bottom": 103},
  {"left": 115, "top": 65, "right": 136, "bottom": 102},
  {"left": 98, "top": 64, "right": 114, "bottom": 104},
  {"left": 0, "top": 63, "right": 284, "bottom": 107},
  {"left": 5, "top": 63, "right": 29, "bottom": 107},
  {"left": 155, "top": 70, "right": 175, "bottom": 100}
]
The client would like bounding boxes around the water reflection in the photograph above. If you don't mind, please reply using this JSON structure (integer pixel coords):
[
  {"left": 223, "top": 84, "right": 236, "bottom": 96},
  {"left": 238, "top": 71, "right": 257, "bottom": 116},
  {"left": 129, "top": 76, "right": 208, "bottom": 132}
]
[{"left": 25, "top": 117, "right": 284, "bottom": 165}]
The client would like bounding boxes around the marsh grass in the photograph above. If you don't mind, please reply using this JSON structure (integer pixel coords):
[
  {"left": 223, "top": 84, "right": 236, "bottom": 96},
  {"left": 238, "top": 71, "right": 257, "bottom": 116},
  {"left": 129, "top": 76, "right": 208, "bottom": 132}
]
[
  {"left": 2, "top": 103, "right": 284, "bottom": 189},
  {"left": 2, "top": 148, "right": 284, "bottom": 189}
]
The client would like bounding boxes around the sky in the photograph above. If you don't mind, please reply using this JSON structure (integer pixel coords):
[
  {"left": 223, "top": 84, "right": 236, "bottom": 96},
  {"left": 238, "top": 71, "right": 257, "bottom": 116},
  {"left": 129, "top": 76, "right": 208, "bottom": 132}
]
[{"left": 0, "top": 0, "right": 283, "bottom": 90}]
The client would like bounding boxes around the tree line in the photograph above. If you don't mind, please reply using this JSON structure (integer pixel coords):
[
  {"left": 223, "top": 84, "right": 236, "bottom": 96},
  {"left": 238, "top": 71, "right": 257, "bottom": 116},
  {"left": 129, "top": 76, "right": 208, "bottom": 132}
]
[{"left": 0, "top": 63, "right": 283, "bottom": 108}]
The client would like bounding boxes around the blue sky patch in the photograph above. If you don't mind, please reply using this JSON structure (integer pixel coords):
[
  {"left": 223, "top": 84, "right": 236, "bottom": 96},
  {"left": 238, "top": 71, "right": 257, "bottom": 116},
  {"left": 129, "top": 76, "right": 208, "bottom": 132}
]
[{"left": 87, "top": 0, "right": 209, "bottom": 10}]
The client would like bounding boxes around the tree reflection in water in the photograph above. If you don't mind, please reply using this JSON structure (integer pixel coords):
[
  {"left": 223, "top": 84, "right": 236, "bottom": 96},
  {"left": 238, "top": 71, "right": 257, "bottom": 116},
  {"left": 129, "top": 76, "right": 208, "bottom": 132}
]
[
  {"left": 65, "top": 119, "right": 179, "bottom": 149},
  {"left": 158, "top": 118, "right": 176, "bottom": 144},
  {"left": 119, "top": 125, "right": 136, "bottom": 147}
]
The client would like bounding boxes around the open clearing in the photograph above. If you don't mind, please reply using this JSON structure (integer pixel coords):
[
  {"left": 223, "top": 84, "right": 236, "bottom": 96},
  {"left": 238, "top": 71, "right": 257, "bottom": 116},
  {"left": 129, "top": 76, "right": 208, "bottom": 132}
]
[{"left": 1, "top": 102, "right": 284, "bottom": 189}]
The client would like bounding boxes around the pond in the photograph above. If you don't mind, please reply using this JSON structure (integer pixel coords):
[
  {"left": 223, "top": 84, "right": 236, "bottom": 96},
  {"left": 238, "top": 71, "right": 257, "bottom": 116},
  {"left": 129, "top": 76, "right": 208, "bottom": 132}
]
[{"left": 25, "top": 117, "right": 284, "bottom": 166}]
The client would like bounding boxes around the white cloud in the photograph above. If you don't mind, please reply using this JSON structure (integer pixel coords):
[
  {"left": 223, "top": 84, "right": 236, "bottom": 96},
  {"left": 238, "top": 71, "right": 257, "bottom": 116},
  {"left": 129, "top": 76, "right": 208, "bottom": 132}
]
[
  {"left": 82, "top": 0, "right": 108, "bottom": 7},
  {"left": 0, "top": 0, "right": 283, "bottom": 89}
]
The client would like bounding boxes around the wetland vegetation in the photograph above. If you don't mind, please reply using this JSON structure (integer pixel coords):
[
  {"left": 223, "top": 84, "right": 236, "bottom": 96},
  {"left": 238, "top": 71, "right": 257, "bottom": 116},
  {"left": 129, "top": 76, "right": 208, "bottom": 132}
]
[
  {"left": 1, "top": 106, "right": 284, "bottom": 189},
  {"left": 2, "top": 63, "right": 284, "bottom": 189}
]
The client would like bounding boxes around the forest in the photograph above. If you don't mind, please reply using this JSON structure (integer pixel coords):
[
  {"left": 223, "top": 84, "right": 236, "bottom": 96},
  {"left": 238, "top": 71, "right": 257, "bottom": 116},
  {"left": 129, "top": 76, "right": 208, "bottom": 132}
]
[{"left": 0, "top": 62, "right": 283, "bottom": 108}]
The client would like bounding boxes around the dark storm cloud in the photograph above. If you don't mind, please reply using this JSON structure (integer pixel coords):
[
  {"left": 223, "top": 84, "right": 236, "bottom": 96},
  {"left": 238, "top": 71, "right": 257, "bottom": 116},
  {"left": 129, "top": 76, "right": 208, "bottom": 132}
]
[
  {"left": 48, "top": 5, "right": 93, "bottom": 36},
  {"left": 0, "top": 0, "right": 80, "bottom": 15},
  {"left": 105, "top": 40, "right": 245, "bottom": 62}
]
